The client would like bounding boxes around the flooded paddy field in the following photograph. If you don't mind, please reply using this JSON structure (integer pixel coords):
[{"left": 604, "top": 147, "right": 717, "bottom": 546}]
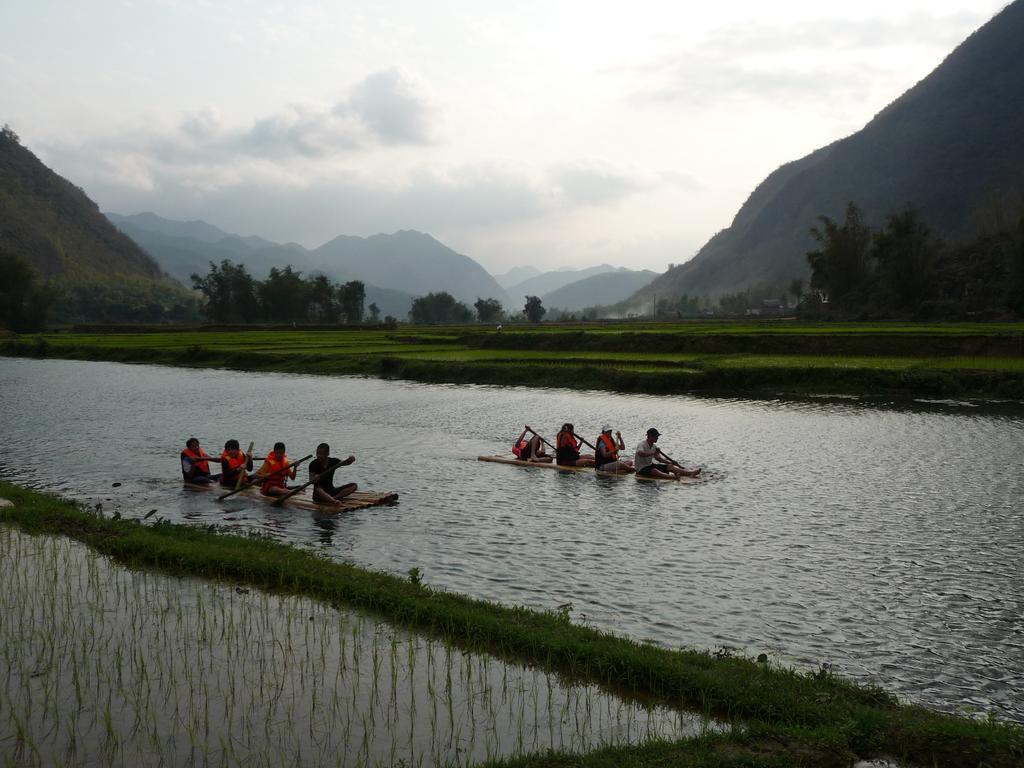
[
  {"left": 1, "top": 356, "right": 1022, "bottom": 724},
  {"left": 0, "top": 526, "right": 710, "bottom": 766}
]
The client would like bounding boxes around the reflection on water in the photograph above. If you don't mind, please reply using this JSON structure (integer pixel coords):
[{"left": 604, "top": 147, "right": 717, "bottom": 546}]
[
  {"left": 1, "top": 357, "right": 1023, "bottom": 723},
  {"left": 1, "top": 528, "right": 708, "bottom": 766}
]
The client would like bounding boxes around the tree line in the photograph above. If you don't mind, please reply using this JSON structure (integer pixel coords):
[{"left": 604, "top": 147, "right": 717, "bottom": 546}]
[
  {"left": 804, "top": 203, "right": 1024, "bottom": 318},
  {"left": 408, "top": 293, "right": 545, "bottom": 324},
  {"left": 190, "top": 260, "right": 374, "bottom": 324}
]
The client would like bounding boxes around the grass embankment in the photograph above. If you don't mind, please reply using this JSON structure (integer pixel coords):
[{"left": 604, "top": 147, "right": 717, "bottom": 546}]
[
  {"left": 4, "top": 322, "right": 1024, "bottom": 399},
  {"left": 2, "top": 481, "right": 1021, "bottom": 767}
]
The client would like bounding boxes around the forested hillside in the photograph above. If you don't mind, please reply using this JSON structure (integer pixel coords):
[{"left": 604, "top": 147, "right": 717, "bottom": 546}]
[
  {"left": 0, "top": 126, "right": 194, "bottom": 322},
  {"left": 636, "top": 0, "right": 1024, "bottom": 305}
]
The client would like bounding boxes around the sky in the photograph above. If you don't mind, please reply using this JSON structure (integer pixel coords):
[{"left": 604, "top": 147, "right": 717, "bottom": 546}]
[{"left": 0, "top": 0, "right": 1010, "bottom": 274}]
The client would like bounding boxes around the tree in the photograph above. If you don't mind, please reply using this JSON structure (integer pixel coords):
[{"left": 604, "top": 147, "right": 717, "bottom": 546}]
[
  {"left": 474, "top": 297, "right": 504, "bottom": 323},
  {"left": 806, "top": 202, "right": 873, "bottom": 311},
  {"left": 191, "top": 259, "right": 260, "bottom": 322},
  {"left": 872, "top": 208, "right": 942, "bottom": 312},
  {"left": 0, "top": 251, "right": 53, "bottom": 332},
  {"left": 368, "top": 302, "right": 381, "bottom": 322},
  {"left": 409, "top": 292, "right": 473, "bottom": 324},
  {"left": 338, "top": 280, "right": 365, "bottom": 324},
  {"left": 259, "top": 265, "right": 309, "bottom": 322},
  {"left": 523, "top": 295, "right": 546, "bottom": 323},
  {"left": 307, "top": 274, "right": 340, "bottom": 323}
]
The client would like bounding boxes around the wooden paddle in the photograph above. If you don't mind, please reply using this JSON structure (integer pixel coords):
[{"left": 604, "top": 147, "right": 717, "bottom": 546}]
[
  {"left": 525, "top": 426, "right": 556, "bottom": 451},
  {"left": 231, "top": 441, "right": 255, "bottom": 492},
  {"left": 217, "top": 454, "right": 312, "bottom": 500},
  {"left": 571, "top": 431, "right": 598, "bottom": 451},
  {"left": 270, "top": 457, "right": 343, "bottom": 507}
]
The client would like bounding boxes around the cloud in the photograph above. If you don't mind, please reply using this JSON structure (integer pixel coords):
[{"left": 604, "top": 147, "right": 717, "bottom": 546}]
[
  {"left": 345, "top": 68, "right": 434, "bottom": 145},
  {"left": 549, "top": 163, "right": 646, "bottom": 207},
  {"left": 633, "top": 10, "right": 986, "bottom": 106}
]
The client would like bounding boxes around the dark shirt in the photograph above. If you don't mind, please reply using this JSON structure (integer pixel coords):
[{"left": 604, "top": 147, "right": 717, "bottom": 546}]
[{"left": 309, "top": 457, "right": 342, "bottom": 495}]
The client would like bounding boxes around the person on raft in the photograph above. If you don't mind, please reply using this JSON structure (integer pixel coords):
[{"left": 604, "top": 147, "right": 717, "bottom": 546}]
[
  {"left": 181, "top": 437, "right": 219, "bottom": 485},
  {"left": 555, "top": 423, "right": 595, "bottom": 467},
  {"left": 512, "top": 426, "right": 552, "bottom": 463},
  {"left": 218, "top": 439, "right": 253, "bottom": 487},
  {"left": 255, "top": 442, "right": 298, "bottom": 497},
  {"left": 594, "top": 425, "right": 634, "bottom": 474},
  {"left": 309, "top": 442, "right": 357, "bottom": 506},
  {"left": 634, "top": 428, "right": 701, "bottom": 480}
]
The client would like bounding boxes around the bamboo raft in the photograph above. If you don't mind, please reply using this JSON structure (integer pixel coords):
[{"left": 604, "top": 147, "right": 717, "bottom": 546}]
[
  {"left": 184, "top": 483, "right": 399, "bottom": 513},
  {"left": 476, "top": 455, "right": 702, "bottom": 483}
]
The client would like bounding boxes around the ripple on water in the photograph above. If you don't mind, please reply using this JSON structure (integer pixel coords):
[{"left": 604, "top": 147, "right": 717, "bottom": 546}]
[{"left": 1, "top": 356, "right": 1023, "bottom": 723}]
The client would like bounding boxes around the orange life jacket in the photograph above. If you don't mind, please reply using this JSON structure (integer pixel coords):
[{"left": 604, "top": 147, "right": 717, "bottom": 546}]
[
  {"left": 260, "top": 453, "right": 292, "bottom": 493},
  {"left": 181, "top": 446, "right": 210, "bottom": 475},
  {"left": 596, "top": 433, "right": 617, "bottom": 461},
  {"left": 556, "top": 432, "right": 578, "bottom": 451},
  {"left": 220, "top": 450, "right": 248, "bottom": 485},
  {"left": 512, "top": 439, "right": 528, "bottom": 458}
]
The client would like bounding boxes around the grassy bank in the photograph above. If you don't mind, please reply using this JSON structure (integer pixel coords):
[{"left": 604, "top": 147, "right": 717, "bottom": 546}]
[
  {"left": 2, "top": 481, "right": 1022, "bottom": 767},
  {"left": 4, "top": 322, "right": 1024, "bottom": 399}
]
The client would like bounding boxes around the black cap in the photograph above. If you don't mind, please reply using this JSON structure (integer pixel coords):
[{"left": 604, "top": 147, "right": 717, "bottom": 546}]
[{"left": 646, "top": 428, "right": 660, "bottom": 437}]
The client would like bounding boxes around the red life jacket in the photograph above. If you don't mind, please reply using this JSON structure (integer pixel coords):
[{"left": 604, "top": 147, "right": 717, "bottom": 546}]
[
  {"left": 220, "top": 450, "right": 247, "bottom": 485},
  {"left": 181, "top": 446, "right": 210, "bottom": 476},
  {"left": 260, "top": 453, "right": 291, "bottom": 493},
  {"left": 512, "top": 439, "right": 528, "bottom": 458},
  {"left": 556, "top": 432, "right": 578, "bottom": 451},
  {"left": 596, "top": 433, "right": 617, "bottom": 461}
]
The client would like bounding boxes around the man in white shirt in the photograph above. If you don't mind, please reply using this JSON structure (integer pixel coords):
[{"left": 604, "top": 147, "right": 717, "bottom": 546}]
[{"left": 634, "top": 428, "right": 701, "bottom": 480}]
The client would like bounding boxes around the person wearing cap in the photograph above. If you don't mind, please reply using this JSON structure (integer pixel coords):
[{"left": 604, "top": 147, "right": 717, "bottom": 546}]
[
  {"left": 634, "top": 428, "right": 701, "bottom": 479},
  {"left": 594, "top": 425, "right": 633, "bottom": 474}
]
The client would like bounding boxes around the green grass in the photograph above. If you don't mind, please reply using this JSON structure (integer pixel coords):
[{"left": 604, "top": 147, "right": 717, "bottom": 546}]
[
  {"left": 1, "top": 480, "right": 1021, "bottom": 767},
  {"left": 5, "top": 322, "right": 1024, "bottom": 399}
]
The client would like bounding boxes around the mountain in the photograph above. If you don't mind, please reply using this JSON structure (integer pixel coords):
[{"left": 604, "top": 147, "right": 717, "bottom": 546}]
[
  {"left": 506, "top": 264, "right": 619, "bottom": 298},
  {"left": 107, "top": 213, "right": 416, "bottom": 319},
  {"left": 636, "top": 0, "right": 1024, "bottom": 303},
  {"left": 493, "top": 265, "right": 542, "bottom": 288},
  {"left": 0, "top": 127, "right": 193, "bottom": 321},
  {"left": 543, "top": 269, "right": 658, "bottom": 311},
  {"left": 313, "top": 230, "right": 509, "bottom": 306}
]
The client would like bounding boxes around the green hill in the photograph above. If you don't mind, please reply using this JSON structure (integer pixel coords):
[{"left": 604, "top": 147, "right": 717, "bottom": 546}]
[
  {"left": 0, "top": 127, "right": 194, "bottom": 322},
  {"left": 636, "top": 0, "right": 1024, "bottom": 304}
]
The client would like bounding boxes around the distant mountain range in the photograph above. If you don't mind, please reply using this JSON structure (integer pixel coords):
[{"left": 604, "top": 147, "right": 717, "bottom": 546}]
[
  {"left": 108, "top": 213, "right": 511, "bottom": 318},
  {"left": 542, "top": 269, "right": 658, "bottom": 311},
  {"left": 493, "top": 265, "right": 541, "bottom": 289},
  {"left": 0, "top": 128, "right": 192, "bottom": 321},
  {"left": 634, "top": 0, "right": 1024, "bottom": 304},
  {"left": 505, "top": 265, "right": 623, "bottom": 298}
]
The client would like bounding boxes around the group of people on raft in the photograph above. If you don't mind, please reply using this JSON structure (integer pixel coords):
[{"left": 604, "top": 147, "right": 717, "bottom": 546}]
[
  {"left": 180, "top": 438, "right": 358, "bottom": 507},
  {"left": 512, "top": 424, "right": 701, "bottom": 479}
]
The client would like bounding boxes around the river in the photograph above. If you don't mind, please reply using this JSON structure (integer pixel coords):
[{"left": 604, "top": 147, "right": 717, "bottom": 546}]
[{"left": 1, "top": 356, "right": 1021, "bottom": 723}]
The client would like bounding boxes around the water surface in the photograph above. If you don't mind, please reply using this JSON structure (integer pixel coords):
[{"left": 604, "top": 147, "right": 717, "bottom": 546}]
[{"left": 1, "top": 357, "right": 1022, "bottom": 723}]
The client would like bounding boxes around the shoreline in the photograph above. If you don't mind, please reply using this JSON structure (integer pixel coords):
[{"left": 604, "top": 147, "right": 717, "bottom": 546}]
[
  {"left": 4, "top": 323, "right": 1024, "bottom": 401},
  {"left": 1, "top": 480, "right": 1022, "bottom": 767}
]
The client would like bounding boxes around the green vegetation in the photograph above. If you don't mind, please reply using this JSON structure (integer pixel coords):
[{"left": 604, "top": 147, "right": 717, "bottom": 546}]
[
  {"left": 2, "top": 481, "right": 1022, "bottom": 767},
  {"left": 0, "top": 125, "right": 198, "bottom": 323},
  {"left": 0, "top": 250, "right": 53, "bottom": 332},
  {"left": 2, "top": 524, "right": 695, "bottom": 765},
  {"left": 409, "top": 290, "right": 474, "bottom": 323},
  {"left": 805, "top": 203, "right": 1024, "bottom": 319},
  {"left": 633, "top": 1, "right": 1024, "bottom": 307},
  {"left": 4, "top": 322, "right": 1024, "bottom": 399},
  {"left": 190, "top": 259, "right": 367, "bottom": 323}
]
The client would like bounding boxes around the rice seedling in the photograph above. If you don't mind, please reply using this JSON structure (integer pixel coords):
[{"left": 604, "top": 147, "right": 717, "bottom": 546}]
[{"left": 0, "top": 525, "right": 713, "bottom": 767}]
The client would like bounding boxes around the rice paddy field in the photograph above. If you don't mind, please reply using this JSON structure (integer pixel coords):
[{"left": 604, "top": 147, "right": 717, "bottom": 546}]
[
  {"left": 4, "top": 320, "right": 1024, "bottom": 399},
  {"left": 0, "top": 525, "right": 710, "bottom": 767}
]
